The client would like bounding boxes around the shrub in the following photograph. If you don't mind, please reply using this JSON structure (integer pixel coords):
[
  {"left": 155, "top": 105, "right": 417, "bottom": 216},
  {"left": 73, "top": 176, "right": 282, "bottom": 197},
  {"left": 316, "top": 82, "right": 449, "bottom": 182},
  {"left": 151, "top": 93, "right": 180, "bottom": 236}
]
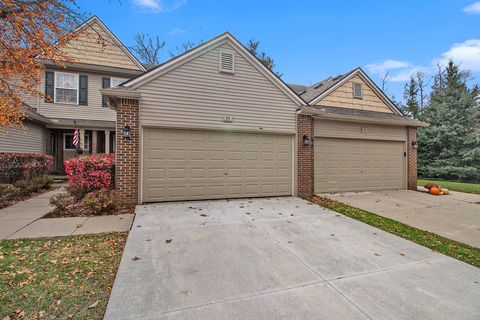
[
  {"left": 0, "top": 153, "right": 53, "bottom": 184},
  {"left": 0, "top": 184, "right": 21, "bottom": 202},
  {"left": 82, "top": 190, "right": 117, "bottom": 214},
  {"left": 419, "top": 164, "right": 479, "bottom": 183},
  {"left": 14, "top": 175, "right": 54, "bottom": 196},
  {"left": 64, "top": 154, "right": 115, "bottom": 199},
  {"left": 50, "top": 193, "right": 74, "bottom": 212}
]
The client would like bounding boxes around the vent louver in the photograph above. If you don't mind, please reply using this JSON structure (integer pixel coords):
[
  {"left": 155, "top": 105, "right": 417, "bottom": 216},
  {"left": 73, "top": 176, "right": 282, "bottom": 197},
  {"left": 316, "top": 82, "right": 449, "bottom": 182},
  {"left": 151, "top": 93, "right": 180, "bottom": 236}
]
[{"left": 219, "top": 50, "right": 235, "bottom": 73}]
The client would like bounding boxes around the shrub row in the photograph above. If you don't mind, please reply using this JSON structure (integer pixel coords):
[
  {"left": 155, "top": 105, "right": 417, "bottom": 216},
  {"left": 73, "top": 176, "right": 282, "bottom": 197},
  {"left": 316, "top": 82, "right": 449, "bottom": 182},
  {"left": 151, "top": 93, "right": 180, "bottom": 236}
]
[
  {"left": 0, "top": 175, "right": 53, "bottom": 208},
  {"left": 0, "top": 153, "right": 53, "bottom": 184}
]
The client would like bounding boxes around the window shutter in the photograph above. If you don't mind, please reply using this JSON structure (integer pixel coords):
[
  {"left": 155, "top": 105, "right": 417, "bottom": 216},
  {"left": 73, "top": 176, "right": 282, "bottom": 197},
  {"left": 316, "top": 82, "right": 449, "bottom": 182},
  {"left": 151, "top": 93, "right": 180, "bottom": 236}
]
[
  {"left": 102, "top": 77, "right": 111, "bottom": 107},
  {"left": 79, "top": 75, "right": 88, "bottom": 105},
  {"left": 45, "top": 71, "right": 54, "bottom": 103}
]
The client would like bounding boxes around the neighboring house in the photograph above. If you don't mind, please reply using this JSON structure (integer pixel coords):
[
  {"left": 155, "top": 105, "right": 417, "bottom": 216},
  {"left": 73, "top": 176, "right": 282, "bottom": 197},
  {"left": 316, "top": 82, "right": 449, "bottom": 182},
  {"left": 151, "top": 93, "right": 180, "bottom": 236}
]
[
  {"left": 0, "top": 16, "right": 146, "bottom": 173},
  {"left": 292, "top": 68, "right": 427, "bottom": 194},
  {"left": 101, "top": 33, "right": 427, "bottom": 208}
]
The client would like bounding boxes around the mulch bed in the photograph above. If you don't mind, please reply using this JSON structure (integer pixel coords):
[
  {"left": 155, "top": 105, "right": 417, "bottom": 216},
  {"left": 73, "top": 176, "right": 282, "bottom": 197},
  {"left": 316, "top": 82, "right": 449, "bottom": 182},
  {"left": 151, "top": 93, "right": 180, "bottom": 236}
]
[{"left": 44, "top": 205, "right": 134, "bottom": 218}]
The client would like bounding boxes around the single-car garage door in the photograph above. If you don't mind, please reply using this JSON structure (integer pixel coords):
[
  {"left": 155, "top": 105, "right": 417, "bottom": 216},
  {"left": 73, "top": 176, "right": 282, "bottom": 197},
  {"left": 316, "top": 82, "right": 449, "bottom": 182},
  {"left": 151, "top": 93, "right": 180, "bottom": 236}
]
[
  {"left": 142, "top": 128, "right": 293, "bottom": 202},
  {"left": 315, "top": 138, "right": 405, "bottom": 193}
]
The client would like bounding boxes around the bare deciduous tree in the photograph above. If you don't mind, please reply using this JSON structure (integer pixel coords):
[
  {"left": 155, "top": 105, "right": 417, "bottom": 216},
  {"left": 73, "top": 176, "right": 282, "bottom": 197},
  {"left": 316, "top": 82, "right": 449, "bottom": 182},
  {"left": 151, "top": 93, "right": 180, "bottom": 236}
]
[
  {"left": 415, "top": 71, "right": 428, "bottom": 109},
  {"left": 131, "top": 33, "right": 165, "bottom": 65},
  {"left": 168, "top": 41, "right": 197, "bottom": 57}
]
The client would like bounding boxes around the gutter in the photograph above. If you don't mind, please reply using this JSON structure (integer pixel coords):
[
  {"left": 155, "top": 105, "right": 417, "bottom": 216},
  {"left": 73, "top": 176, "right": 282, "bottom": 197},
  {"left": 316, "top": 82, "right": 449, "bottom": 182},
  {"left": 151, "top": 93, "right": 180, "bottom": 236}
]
[{"left": 299, "top": 106, "right": 429, "bottom": 127}]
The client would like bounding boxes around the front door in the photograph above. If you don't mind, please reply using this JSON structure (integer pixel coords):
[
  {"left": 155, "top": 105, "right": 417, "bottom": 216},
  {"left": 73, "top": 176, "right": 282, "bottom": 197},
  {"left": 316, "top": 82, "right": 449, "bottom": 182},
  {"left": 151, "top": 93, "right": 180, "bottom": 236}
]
[{"left": 48, "top": 131, "right": 58, "bottom": 172}]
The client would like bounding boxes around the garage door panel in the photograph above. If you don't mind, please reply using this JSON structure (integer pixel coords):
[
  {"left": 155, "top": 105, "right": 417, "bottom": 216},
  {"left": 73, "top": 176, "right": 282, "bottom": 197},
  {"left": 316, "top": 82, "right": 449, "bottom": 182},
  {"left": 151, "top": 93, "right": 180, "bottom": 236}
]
[
  {"left": 315, "top": 138, "right": 405, "bottom": 193},
  {"left": 143, "top": 128, "right": 292, "bottom": 202}
]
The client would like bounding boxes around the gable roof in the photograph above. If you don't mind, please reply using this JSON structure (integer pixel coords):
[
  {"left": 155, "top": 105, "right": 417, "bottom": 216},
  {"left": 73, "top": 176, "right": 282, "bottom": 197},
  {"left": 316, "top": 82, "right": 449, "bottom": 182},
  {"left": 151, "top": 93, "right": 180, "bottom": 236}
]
[
  {"left": 121, "top": 32, "right": 306, "bottom": 106},
  {"left": 301, "top": 67, "right": 402, "bottom": 115},
  {"left": 69, "top": 16, "right": 146, "bottom": 72}
]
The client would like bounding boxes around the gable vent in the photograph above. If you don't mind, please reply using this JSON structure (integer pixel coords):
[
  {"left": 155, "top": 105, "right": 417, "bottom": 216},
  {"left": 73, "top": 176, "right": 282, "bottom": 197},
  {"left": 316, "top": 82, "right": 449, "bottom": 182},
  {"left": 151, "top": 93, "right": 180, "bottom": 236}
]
[{"left": 219, "top": 50, "right": 235, "bottom": 73}]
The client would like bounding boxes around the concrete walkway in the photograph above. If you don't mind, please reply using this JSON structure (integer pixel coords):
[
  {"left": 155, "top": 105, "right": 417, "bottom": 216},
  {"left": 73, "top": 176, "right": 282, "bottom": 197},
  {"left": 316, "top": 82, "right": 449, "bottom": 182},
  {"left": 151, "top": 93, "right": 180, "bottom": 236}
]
[
  {"left": 325, "top": 189, "right": 480, "bottom": 247},
  {"left": 105, "top": 197, "right": 480, "bottom": 320},
  {"left": 0, "top": 188, "right": 65, "bottom": 239},
  {"left": 0, "top": 187, "right": 134, "bottom": 240}
]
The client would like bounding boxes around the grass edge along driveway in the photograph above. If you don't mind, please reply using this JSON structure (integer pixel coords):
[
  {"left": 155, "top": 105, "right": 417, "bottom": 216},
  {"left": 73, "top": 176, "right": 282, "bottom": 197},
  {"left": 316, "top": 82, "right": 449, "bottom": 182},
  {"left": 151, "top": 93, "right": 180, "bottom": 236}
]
[
  {"left": 418, "top": 179, "right": 480, "bottom": 195},
  {"left": 0, "top": 232, "right": 127, "bottom": 320},
  {"left": 310, "top": 196, "right": 480, "bottom": 268}
]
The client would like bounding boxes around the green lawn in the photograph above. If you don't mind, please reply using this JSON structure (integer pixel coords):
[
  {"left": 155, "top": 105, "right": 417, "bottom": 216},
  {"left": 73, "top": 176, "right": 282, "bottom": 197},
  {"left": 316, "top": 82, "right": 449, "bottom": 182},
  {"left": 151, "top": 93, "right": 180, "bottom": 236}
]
[
  {"left": 310, "top": 196, "right": 480, "bottom": 268},
  {"left": 0, "top": 233, "right": 127, "bottom": 320},
  {"left": 418, "top": 179, "right": 480, "bottom": 194}
]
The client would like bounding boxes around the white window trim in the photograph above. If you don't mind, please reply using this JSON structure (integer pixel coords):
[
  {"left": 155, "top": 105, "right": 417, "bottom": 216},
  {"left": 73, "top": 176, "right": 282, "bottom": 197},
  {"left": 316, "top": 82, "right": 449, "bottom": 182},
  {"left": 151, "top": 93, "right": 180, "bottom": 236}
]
[
  {"left": 353, "top": 82, "right": 363, "bottom": 99},
  {"left": 111, "top": 77, "right": 128, "bottom": 87},
  {"left": 63, "top": 132, "right": 90, "bottom": 151},
  {"left": 54, "top": 71, "right": 80, "bottom": 105},
  {"left": 63, "top": 133, "right": 76, "bottom": 150},
  {"left": 218, "top": 49, "right": 235, "bottom": 74}
]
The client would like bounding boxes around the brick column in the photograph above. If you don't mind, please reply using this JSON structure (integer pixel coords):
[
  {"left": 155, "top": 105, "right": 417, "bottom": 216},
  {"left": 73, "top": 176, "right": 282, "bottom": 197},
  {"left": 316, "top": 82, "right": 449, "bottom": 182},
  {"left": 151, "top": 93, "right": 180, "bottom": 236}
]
[
  {"left": 407, "top": 127, "right": 418, "bottom": 190},
  {"left": 116, "top": 98, "right": 140, "bottom": 209},
  {"left": 297, "top": 115, "right": 314, "bottom": 198}
]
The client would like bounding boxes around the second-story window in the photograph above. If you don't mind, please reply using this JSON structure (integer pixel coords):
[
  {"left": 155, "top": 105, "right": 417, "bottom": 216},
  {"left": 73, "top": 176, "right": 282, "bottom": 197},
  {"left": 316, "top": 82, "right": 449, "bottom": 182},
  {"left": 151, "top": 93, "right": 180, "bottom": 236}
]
[
  {"left": 55, "top": 72, "right": 79, "bottom": 104},
  {"left": 111, "top": 78, "right": 127, "bottom": 87}
]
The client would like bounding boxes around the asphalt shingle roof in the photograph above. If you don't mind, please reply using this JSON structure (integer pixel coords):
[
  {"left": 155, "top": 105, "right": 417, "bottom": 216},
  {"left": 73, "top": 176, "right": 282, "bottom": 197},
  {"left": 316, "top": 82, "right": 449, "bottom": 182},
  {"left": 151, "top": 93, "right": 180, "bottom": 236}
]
[{"left": 289, "top": 69, "right": 356, "bottom": 104}]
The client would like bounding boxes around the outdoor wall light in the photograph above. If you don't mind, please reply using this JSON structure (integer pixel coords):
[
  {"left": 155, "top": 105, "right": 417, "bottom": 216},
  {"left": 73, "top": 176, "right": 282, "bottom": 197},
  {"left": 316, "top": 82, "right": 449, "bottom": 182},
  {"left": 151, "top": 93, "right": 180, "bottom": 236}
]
[
  {"left": 411, "top": 140, "right": 418, "bottom": 149},
  {"left": 122, "top": 124, "right": 131, "bottom": 139},
  {"left": 303, "top": 135, "right": 314, "bottom": 146}
]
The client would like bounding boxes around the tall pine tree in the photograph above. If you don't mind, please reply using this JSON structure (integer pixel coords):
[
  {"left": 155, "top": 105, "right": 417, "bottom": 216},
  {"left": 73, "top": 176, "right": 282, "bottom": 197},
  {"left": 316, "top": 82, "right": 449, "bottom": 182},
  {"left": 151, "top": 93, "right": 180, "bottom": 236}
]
[{"left": 418, "top": 60, "right": 480, "bottom": 182}]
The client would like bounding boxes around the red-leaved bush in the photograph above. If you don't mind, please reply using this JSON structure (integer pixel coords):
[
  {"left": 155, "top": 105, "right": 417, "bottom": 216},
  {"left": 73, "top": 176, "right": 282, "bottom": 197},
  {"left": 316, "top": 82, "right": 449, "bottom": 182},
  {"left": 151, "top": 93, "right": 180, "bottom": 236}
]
[
  {"left": 64, "top": 154, "right": 115, "bottom": 199},
  {"left": 0, "top": 153, "right": 53, "bottom": 184}
]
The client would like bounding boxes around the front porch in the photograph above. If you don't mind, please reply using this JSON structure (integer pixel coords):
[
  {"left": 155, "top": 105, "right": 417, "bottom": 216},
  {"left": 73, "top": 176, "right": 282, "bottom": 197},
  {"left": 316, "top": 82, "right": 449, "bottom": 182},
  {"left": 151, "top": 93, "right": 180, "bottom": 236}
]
[{"left": 46, "top": 126, "right": 116, "bottom": 174}]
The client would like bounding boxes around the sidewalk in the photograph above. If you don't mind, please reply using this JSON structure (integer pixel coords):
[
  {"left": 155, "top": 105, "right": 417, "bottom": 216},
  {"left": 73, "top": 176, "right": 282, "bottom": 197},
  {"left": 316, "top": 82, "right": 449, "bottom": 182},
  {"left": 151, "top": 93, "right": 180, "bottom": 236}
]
[{"left": 0, "top": 186, "right": 133, "bottom": 240}]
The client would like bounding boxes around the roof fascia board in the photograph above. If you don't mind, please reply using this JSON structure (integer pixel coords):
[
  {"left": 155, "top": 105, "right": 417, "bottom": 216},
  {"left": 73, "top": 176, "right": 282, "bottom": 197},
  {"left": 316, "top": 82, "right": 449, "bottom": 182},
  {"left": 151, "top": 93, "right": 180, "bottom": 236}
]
[{"left": 300, "top": 108, "right": 428, "bottom": 127}]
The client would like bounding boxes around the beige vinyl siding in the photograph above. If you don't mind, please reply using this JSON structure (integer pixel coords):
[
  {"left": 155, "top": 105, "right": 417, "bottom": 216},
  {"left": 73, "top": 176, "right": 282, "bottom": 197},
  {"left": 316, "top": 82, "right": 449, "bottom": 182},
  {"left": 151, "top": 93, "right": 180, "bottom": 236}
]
[
  {"left": 22, "top": 71, "right": 116, "bottom": 122},
  {"left": 316, "top": 75, "right": 393, "bottom": 113},
  {"left": 0, "top": 121, "right": 46, "bottom": 153},
  {"left": 61, "top": 21, "right": 141, "bottom": 70},
  {"left": 137, "top": 42, "right": 298, "bottom": 134},
  {"left": 314, "top": 119, "right": 407, "bottom": 141}
]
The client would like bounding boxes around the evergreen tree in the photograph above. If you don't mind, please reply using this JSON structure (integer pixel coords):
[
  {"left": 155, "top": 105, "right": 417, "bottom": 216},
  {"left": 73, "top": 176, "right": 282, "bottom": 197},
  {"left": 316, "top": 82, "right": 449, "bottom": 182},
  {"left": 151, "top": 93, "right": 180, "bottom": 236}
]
[
  {"left": 417, "top": 60, "right": 480, "bottom": 182},
  {"left": 401, "top": 76, "right": 421, "bottom": 118}
]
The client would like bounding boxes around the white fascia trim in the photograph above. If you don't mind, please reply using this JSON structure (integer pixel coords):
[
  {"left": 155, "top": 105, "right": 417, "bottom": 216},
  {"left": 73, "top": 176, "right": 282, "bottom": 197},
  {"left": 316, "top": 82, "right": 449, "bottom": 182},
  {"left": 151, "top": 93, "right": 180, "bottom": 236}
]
[
  {"left": 75, "top": 16, "right": 146, "bottom": 72},
  {"left": 308, "top": 68, "right": 402, "bottom": 115}
]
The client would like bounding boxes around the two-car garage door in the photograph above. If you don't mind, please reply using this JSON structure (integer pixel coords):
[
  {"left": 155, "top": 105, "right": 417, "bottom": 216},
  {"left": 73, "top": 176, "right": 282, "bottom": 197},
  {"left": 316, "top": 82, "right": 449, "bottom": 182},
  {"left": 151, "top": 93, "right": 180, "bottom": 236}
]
[
  {"left": 314, "top": 138, "right": 406, "bottom": 193},
  {"left": 142, "top": 128, "right": 293, "bottom": 202}
]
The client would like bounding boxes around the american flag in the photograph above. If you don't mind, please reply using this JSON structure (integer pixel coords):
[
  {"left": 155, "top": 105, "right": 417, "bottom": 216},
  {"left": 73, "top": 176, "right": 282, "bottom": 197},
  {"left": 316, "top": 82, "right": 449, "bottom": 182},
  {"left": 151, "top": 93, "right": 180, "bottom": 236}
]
[{"left": 73, "top": 128, "right": 79, "bottom": 147}]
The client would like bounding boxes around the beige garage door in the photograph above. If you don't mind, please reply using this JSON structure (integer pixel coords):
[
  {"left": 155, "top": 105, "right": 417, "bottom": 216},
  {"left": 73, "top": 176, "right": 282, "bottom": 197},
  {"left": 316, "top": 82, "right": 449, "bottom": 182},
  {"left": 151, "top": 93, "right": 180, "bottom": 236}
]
[
  {"left": 315, "top": 138, "right": 405, "bottom": 193},
  {"left": 142, "top": 128, "right": 293, "bottom": 202}
]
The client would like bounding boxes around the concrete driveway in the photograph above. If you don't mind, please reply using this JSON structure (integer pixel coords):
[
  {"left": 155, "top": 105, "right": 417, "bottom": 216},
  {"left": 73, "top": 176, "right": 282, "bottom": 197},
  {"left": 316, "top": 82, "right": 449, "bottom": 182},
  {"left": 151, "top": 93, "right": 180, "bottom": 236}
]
[
  {"left": 326, "top": 190, "right": 480, "bottom": 247},
  {"left": 105, "top": 197, "right": 480, "bottom": 320}
]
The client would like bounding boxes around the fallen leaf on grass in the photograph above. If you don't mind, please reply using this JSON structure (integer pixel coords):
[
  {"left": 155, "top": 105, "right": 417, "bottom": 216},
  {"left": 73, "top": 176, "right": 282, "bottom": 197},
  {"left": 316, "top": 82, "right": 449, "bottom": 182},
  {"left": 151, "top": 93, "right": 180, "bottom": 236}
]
[{"left": 88, "top": 300, "right": 99, "bottom": 308}]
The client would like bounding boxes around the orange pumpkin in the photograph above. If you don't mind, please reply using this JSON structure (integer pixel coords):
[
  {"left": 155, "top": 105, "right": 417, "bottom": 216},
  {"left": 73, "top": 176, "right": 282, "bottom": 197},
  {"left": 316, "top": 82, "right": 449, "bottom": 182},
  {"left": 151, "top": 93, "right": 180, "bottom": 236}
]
[{"left": 429, "top": 187, "right": 441, "bottom": 195}]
